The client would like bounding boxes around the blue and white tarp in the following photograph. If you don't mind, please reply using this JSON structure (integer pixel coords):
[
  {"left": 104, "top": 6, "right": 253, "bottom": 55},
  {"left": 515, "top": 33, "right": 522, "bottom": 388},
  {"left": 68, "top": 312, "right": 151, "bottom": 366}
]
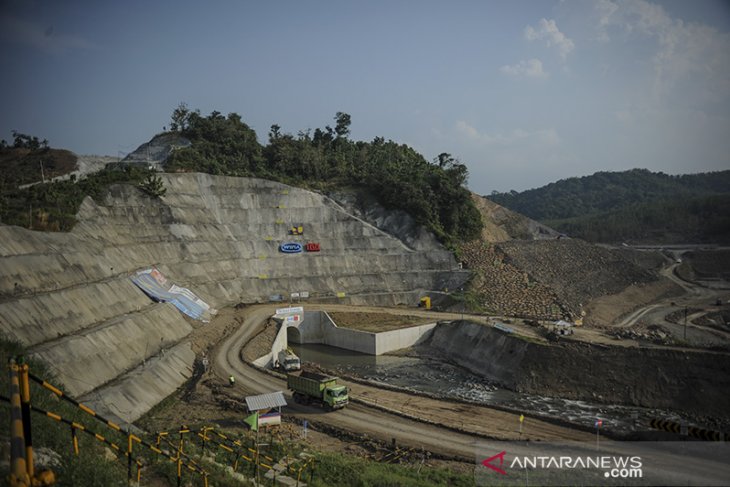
[{"left": 130, "top": 268, "right": 216, "bottom": 322}]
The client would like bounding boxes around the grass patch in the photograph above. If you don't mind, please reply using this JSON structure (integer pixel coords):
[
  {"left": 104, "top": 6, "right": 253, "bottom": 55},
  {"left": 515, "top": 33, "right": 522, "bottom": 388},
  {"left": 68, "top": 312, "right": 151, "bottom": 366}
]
[
  {"left": 328, "top": 312, "right": 434, "bottom": 332},
  {"left": 310, "top": 452, "right": 474, "bottom": 487}
]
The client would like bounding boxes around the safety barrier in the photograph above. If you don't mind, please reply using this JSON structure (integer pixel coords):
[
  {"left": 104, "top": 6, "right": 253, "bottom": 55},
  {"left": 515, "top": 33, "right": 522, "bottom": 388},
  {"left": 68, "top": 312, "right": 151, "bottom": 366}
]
[
  {"left": 6, "top": 359, "right": 315, "bottom": 486},
  {"left": 5, "top": 359, "right": 209, "bottom": 487},
  {"left": 0, "top": 395, "right": 143, "bottom": 482},
  {"left": 156, "top": 426, "right": 314, "bottom": 474},
  {"left": 649, "top": 418, "right": 727, "bottom": 441},
  {"left": 7, "top": 359, "right": 29, "bottom": 487},
  {"left": 153, "top": 425, "right": 315, "bottom": 485}
]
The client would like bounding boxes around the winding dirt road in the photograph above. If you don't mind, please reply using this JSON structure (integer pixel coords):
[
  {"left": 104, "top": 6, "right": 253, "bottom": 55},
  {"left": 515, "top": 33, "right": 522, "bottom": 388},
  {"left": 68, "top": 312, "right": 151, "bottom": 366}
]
[{"left": 212, "top": 304, "right": 596, "bottom": 461}]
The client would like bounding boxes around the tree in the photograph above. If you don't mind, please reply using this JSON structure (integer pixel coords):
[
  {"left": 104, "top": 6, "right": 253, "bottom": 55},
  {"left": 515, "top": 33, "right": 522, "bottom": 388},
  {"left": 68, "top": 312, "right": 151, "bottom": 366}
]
[
  {"left": 138, "top": 174, "right": 166, "bottom": 197},
  {"left": 11, "top": 130, "right": 42, "bottom": 150},
  {"left": 436, "top": 152, "right": 454, "bottom": 168},
  {"left": 334, "top": 112, "right": 351, "bottom": 139},
  {"left": 170, "top": 102, "right": 192, "bottom": 132}
]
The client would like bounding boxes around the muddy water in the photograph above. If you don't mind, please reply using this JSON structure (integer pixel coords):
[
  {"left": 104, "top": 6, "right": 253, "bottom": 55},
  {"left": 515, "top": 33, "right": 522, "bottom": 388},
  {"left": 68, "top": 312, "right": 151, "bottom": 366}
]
[{"left": 290, "top": 342, "right": 683, "bottom": 437}]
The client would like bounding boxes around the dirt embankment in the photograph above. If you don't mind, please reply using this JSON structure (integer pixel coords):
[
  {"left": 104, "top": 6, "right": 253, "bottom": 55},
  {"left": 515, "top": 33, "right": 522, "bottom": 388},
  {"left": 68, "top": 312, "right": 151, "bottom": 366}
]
[
  {"left": 460, "top": 238, "right": 664, "bottom": 322},
  {"left": 677, "top": 250, "right": 730, "bottom": 281},
  {"left": 499, "top": 239, "right": 657, "bottom": 312},
  {"left": 584, "top": 279, "right": 683, "bottom": 327},
  {"left": 470, "top": 193, "right": 559, "bottom": 242},
  {"left": 424, "top": 321, "right": 730, "bottom": 421}
]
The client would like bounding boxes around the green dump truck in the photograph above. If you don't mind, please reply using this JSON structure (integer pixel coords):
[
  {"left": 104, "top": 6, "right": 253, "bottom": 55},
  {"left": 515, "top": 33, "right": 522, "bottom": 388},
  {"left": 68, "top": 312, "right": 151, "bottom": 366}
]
[{"left": 287, "top": 371, "right": 349, "bottom": 410}]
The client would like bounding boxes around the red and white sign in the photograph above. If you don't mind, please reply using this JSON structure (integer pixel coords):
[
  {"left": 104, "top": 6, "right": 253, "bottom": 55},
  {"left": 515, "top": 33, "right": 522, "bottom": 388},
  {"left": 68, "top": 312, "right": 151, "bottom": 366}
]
[{"left": 259, "top": 411, "right": 281, "bottom": 427}]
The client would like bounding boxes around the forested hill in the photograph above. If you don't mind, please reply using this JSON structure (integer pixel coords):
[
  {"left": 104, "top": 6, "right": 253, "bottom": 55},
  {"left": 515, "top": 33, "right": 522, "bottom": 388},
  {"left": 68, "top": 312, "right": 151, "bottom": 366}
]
[
  {"left": 488, "top": 169, "right": 730, "bottom": 221},
  {"left": 488, "top": 169, "right": 730, "bottom": 243}
]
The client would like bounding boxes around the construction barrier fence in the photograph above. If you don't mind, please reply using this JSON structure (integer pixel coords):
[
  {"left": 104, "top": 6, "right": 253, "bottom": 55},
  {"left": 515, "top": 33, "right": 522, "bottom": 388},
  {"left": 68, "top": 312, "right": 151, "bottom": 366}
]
[{"left": 5, "top": 358, "right": 315, "bottom": 486}]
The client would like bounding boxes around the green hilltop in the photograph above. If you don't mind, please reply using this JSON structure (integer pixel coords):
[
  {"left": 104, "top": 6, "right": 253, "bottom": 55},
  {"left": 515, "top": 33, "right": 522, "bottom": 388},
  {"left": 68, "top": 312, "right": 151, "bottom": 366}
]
[{"left": 0, "top": 106, "right": 483, "bottom": 245}]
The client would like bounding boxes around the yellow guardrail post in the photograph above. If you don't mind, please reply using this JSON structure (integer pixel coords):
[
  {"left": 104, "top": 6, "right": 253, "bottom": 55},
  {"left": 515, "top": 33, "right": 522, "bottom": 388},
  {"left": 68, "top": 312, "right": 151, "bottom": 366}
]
[
  {"left": 127, "top": 431, "right": 133, "bottom": 486},
  {"left": 70, "top": 425, "right": 79, "bottom": 455},
  {"left": 8, "top": 359, "right": 29, "bottom": 487},
  {"left": 18, "top": 361, "right": 34, "bottom": 481}
]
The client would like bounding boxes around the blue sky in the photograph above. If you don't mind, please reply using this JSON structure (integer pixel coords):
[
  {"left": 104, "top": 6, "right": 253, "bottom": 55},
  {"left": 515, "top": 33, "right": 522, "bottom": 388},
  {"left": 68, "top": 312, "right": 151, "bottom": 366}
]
[{"left": 1, "top": 0, "right": 729, "bottom": 193}]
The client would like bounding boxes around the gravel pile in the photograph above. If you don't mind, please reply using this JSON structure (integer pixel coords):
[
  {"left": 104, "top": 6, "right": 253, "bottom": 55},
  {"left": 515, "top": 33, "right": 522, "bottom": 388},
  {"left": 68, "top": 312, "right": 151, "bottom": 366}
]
[{"left": 460, "top": 240, "right": 567, "bottom": 320}]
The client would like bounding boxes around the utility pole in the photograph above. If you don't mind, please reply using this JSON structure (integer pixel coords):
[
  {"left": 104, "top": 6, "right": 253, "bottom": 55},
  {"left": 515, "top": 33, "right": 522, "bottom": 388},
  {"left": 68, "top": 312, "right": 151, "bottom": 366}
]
[
  {"left": 460, "top": 287, "right": 465, "bottom": 321},
  {"left": 39, "top": 161, "right": 45, "bottom": 183},
  {"left": 684, "top": 307, "right": 688, "bottom": 341}
]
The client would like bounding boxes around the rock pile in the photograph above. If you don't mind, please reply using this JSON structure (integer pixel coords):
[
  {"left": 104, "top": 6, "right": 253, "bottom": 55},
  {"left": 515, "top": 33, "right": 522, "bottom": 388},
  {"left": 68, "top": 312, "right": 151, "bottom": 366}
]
[
  {"left": 460, "top": 240, "right": 567, "bottom": 320},
  {"left": 460, "top": 238, "right": 658, "bottom": 321}
]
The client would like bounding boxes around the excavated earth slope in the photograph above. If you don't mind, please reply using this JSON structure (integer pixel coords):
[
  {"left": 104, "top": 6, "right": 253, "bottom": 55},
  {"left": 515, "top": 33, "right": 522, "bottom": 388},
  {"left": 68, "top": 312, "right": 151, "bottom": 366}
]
[
  {"left": 0, "top": 173, "right": 468, "bottom": 424},
  {"left": 461, "top": 239, "right": 659, "bottom": 320},
  {"left": 426, "top": 321, "right": 730, "bottom": 419}
]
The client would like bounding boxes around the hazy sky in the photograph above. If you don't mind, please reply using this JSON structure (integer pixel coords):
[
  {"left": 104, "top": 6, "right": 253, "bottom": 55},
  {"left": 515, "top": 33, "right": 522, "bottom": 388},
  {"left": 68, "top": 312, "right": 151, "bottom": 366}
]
[{"left": 1, "top": 0, "right": 729, "bottom": 193}]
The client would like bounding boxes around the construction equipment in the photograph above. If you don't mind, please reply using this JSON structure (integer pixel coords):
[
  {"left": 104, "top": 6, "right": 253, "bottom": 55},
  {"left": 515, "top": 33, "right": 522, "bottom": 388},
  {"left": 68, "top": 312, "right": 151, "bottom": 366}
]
[
  {"left": 276, "top": 348, "right": 301, "bottom": 371},
  {"left": 287, "top": 371, "right": 348, "bottom": 410}
]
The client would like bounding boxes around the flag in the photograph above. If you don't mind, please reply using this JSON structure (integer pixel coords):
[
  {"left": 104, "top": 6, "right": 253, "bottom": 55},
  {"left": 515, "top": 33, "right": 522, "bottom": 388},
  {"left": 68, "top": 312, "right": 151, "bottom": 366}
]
[
  {"left": 244, "top": 412, "right": 259, "bottom": 431},
  {"left": 595, "top": 419, "right": 603, "bottom": 429}
]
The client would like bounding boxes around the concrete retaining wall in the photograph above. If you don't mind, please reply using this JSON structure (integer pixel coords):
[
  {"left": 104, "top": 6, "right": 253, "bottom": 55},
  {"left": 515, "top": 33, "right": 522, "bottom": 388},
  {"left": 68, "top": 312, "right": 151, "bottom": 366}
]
[
  {"left": 374, "top": 323, "right": 437, "bottom": 354},
  {"left": 287, "top": 310, "right": 435, "bottom": 356},
  {"left": 424, "top": 320, "right": 730, "bottom": 419},
  {"left": 253, "top": 318, "right": 289, "bottom": 368}
]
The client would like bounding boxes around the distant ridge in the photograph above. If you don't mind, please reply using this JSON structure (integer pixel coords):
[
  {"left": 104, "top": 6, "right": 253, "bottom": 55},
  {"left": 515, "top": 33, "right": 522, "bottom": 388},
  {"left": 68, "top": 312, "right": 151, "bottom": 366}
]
[{"left": 487, "top": 169, "right": 730, "bottom": 243}]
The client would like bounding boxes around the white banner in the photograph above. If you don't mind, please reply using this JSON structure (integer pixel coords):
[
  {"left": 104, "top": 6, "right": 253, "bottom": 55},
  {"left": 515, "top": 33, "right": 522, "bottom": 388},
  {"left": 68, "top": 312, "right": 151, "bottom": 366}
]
[{"left": 276, "top": 306, "right": 304, "bottom": 316}]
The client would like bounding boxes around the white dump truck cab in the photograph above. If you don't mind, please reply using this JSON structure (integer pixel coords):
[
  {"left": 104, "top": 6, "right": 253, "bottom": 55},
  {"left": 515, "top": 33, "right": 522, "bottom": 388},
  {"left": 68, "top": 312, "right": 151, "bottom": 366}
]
[{"left": 277, "top": 349, "right": 301, "bottom": 371}]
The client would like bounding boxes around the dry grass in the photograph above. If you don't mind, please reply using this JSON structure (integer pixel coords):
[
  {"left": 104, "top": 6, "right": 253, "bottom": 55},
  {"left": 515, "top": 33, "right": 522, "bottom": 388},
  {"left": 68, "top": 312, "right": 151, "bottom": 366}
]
[{"left": 328, "top": 311, "right": 433, "bottom": 332}]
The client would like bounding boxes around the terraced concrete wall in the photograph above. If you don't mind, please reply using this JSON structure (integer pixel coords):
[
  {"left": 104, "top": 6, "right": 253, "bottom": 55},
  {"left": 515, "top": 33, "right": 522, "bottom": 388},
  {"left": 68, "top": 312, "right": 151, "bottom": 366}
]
[{"left": 0, "top": 173, "right": 467, "bottom": 424}]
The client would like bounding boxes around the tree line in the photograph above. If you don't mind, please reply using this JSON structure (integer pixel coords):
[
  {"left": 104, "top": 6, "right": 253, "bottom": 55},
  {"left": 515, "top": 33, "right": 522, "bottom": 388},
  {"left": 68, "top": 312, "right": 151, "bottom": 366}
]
[
  {"left": 488, "top": 168, "right": 730, "bottom": 221},
  {"left": 165, "top": 104, "right": 482, "bottom": 244},
  {"left": 1, "top": 107, "right": 483, "bottom": 244}
]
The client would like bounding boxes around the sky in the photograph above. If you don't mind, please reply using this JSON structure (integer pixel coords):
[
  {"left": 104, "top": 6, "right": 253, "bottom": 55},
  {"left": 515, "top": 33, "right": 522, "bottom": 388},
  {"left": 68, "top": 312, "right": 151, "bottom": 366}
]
[{"left": 1, "top": 0, "right": 729, "bottom": 194}]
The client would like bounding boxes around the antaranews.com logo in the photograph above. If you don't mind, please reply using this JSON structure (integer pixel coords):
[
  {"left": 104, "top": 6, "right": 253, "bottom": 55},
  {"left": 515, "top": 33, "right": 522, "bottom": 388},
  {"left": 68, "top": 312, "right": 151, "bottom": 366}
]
[
  {"left": 481, "top": 450, "right": 642, "bottom": 480},
  {"left": 475, "top": 441, "right": 730, "bottom": 486}
]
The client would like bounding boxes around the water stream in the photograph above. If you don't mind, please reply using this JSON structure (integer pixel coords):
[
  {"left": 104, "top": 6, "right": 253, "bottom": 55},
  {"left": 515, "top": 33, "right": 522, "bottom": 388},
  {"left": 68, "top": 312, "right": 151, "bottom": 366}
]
[{"left": 290, "top": 342, "right": 685, "bottom": 437}]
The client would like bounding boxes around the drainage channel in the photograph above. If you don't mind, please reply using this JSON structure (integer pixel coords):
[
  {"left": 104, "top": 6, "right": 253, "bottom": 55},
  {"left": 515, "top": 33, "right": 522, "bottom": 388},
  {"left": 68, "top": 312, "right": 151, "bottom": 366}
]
[{"left": 290, "top": 342, "right": 685, "bottom": 437}]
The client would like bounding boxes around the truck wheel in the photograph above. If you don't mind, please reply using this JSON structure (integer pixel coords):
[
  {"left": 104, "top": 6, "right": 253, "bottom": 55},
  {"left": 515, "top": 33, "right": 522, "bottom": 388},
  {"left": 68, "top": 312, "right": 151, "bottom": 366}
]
[{"left": 293, "top": 393, "right": 303, "bottom": 404}]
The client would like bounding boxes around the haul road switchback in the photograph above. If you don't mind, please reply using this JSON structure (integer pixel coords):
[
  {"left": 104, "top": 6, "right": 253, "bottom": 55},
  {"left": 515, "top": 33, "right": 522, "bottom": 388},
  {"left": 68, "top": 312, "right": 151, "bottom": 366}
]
[{"left": 213, "top": 304, "right": 602, "bottom": 460}]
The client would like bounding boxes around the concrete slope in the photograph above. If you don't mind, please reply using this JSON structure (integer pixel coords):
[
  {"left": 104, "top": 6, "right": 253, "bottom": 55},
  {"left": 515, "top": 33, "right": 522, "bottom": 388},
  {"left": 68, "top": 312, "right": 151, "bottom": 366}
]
[{"left": 0, "top": 173, "right": 467, "bottom": 423}]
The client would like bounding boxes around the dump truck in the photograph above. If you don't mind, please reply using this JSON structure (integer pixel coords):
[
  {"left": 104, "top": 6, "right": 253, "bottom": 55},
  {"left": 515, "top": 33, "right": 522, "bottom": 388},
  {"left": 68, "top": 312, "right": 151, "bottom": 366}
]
[
  {"left": 287, "top": 371, "right": 349, "bottom": 410},
  {"left": 276, "top": 348, "right": 301, "bottom": 371}
]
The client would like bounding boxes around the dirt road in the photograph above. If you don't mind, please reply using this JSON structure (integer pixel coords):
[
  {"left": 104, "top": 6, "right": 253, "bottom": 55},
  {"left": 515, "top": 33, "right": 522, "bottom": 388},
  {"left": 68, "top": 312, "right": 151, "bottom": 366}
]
[{"left": 212, "top": 304, "right": 596, "bottom": 461}]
